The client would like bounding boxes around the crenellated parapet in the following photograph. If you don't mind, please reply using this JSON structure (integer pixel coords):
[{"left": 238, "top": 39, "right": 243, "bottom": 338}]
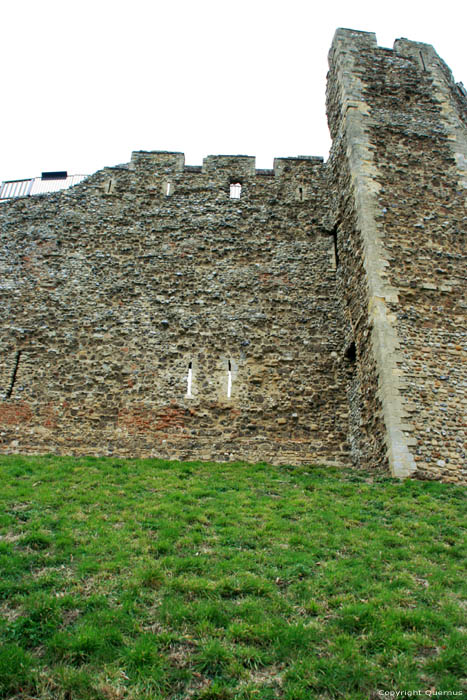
[{"left": 75, "top": 150, "right": 329, "bottom": 210}]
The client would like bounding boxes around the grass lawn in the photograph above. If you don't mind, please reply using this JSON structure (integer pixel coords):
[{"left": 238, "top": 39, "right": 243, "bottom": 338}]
[{"left": 0, "top": 455, "right": 465, "bottom": 699}]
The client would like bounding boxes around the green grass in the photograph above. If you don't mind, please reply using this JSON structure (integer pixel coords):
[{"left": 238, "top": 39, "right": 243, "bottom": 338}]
[{"left": 0, "top": 455, "right": 465, "bottom": 699}]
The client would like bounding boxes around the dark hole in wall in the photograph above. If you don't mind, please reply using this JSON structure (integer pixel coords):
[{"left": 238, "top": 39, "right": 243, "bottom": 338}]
[
  {"left": 345, "top": 342, "right": 356, "bottom": 362},
  {"left": 5, "top": 350, "right": 22, "bottom": 399},
  {"left": 333, "top": 227, "right": 339, "bottom": 268}
]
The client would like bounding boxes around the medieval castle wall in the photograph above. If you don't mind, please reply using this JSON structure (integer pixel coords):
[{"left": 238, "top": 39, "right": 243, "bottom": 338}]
[
  {"left": 0, "top": 152, "right": 351, "bottom": 466},
  {"left": 1, "top": 29, "right": 466, "bottom": 482}
]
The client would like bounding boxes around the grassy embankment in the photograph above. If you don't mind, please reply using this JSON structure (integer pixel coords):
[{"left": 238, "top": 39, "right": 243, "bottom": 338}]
[{"left": 0, "top": 455, "right": 465, "bottom": 699}]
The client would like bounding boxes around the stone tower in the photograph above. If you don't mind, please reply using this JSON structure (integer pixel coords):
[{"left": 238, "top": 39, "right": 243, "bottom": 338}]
[
  {"left": 0, "top": 29, "right": 465, "bottom": 482},
  {"left": 327, "top": 29, "right": 466, "bottom": 482}
]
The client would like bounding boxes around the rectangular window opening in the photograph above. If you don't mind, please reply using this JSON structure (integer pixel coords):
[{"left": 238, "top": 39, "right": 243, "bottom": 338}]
[
  {"left": 230, "top": 182, "right": 242, "bottom": 199},
  {"left": 166, "top": 182, "right": 172, "bottom": 196},
  {"left": 186, "top": 361, "right": 193, "bottom": 397},
  {"left": 227, "top": 360, "right": 232, "bottom": 398}
]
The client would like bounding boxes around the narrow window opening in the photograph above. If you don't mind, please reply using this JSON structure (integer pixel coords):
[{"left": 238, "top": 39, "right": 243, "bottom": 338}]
[
  {"left": 419, "top": 50, "right": 427, "bottom": 72},
  {"left": 186, "top": 361, "right": 193, "bottom": 397},
  {"left": 166, "top": 182, "right": 172, "bottom": 196},
  {"left": 227, "top": 360, "right": 232, "bottom": 398},
  {"left": 230, "top": 182, "right": 242, "bottom": 199},
  {"left": 6, "top": 350, "right": 22, "bottom": 399},
  {"left": 333, "top": 227, "right": 339, "bottom": 269},
  {"left": 107, "top": 180, "right": 113, "bottom": 193},
  {"left": 345, "top": 342, "right": 356, "bottom": 362},
  {"left": 298, "top": 186, "right": 303, "bottom": 201}
]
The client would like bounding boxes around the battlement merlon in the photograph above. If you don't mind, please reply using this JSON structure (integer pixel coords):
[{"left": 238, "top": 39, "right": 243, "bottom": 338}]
[
  {"left": 130, "top": 151, "right": 185, "bottom": 173},
  {"left": 393, "top": 38, "right": 450, "bottom": 75},
  {"left": 330, "top": 28, "right": 377, "bottom": 51}
]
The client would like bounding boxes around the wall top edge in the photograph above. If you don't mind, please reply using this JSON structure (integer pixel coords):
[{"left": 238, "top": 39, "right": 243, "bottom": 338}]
[{"left": 331, "top": 27, "right": 438, "bottom": 61}]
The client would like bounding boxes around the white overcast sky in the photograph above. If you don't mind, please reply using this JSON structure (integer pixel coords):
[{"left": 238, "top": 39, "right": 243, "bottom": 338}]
[{"left": 1, "top": 0, "right": 466, "bottom": 183}]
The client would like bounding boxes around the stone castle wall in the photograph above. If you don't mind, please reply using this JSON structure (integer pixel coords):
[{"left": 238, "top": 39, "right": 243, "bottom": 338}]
[
  {"left": 1, "top": 29, "right": 465, "bottom": 481},
  {"left": 0, "top": 152, "right": 351, "bottom": 466}
]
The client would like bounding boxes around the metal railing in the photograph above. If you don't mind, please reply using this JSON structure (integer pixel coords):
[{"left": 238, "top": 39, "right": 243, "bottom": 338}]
[{"left": 0, "top": 174, "right": 88, "bottom": 201}]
